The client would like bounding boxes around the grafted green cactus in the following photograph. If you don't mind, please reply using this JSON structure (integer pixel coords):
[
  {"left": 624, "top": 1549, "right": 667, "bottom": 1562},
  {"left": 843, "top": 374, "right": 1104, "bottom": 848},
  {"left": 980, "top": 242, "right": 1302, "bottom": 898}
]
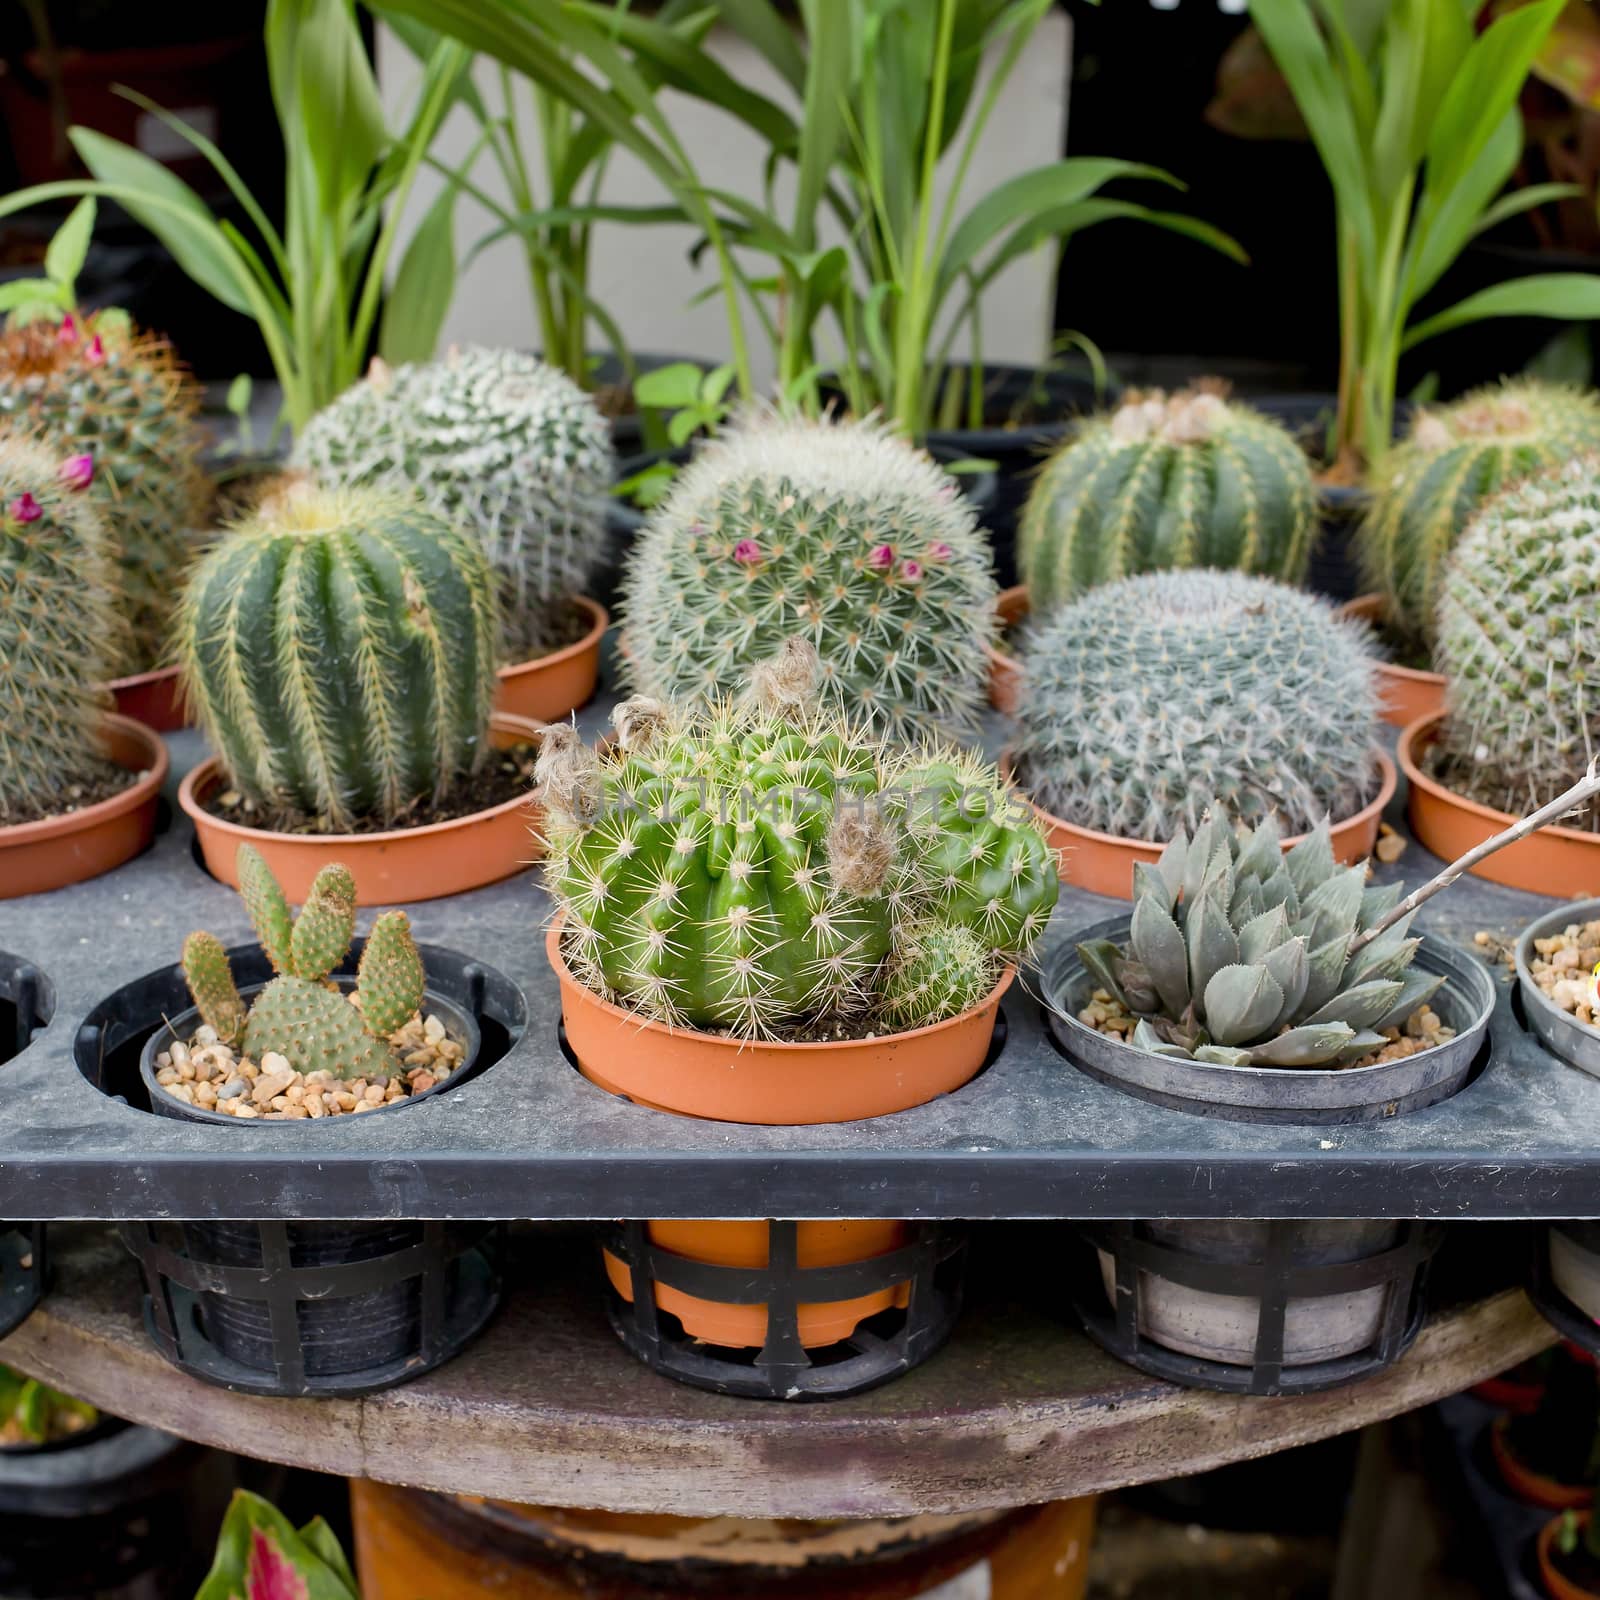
[
  {"left": 293, "top": 348, "right": 614, "bottom": 659},
  {"left": 177, "top": 483, "right": 500, "bottom": 830},
  {"left": 1360, "top": 381, "right": 1600, "bottom": 646},
  {"left": 619, "top": 413, "right": 997, "bottom": 742},
  {"left": 1019, "top": 385, "right": 1315, "bottom": 611},
  {"left": 0, "top": 431, "right": 124, "bottom": 825},
  {"left": 880, "top": 921, "right": 996, "bottom": 1031}
]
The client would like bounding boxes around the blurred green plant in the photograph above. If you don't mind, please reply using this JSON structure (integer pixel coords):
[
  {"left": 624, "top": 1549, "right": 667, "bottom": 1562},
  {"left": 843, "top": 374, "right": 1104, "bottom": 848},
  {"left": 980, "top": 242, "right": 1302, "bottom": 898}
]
[{"left": 0, "top": 1365, "right": 97, "bottom": 1446}]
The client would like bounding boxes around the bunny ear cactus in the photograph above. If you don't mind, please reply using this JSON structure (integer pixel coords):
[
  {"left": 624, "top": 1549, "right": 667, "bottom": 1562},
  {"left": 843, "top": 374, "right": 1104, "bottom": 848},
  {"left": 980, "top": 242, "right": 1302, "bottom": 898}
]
[
  {"left": 292, "top": 348, "right": 615, "bottom": 660},
  {"left": 619, "top": 412, "right": 997, "bottom": 743},
  {"left": 1360, "top": 381, "right": 1600, "bottom": 648},
  {"left": 1078, "top": 810, "right": 1442, "bottom": 1067},
  {"left": 177, "top": 482, "right": 500, "bottom": 830},
  {"left": 1018, "top": 384, "right": 1316, "bottom": 612}
]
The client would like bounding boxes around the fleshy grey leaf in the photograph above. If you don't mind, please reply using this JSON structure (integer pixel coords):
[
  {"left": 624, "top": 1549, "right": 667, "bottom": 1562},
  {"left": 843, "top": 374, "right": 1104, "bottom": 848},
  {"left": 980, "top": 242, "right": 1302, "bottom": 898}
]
[
  {"left": 1234, "top": 814, "right": 1282, "bottom": 882},
  {"left": 1195, "top": 1044, "right": 1254, "bottom": 1066},
  {"left": 1347, "top": 930, "right": 1421, "bottom": 989},
  {"left": 1119, "top": 958, "right": 1160, "bottom": 1014},
  {"left": 1359, "top": 881, "right": 1403, "bottom": 930},
  {"left": 1186, "top": 886, "right": 1240, "bottom": 1005},
  {"left": 1300, "top": 977, "right": 1405, "bottom": 1032},
  {"left": 1184, "top": 814, "right": 1217, "bottom": 905},
  {"left": 1372, "top": 969, "right": 1447, "bottom": 1033},
  {"left": 1132, "top": 860, "right": 1175, "bottom": 914},
  {"left": 1131, "top": 892, "right": 1190, "bottom": 1017},
  {"left": 1300, "top": 935, "right": 1352, "bottom": 1017},
  {"left": 1248, "top": 1022, "right": 1356, "bottom": 1066},
  {"left": 1076, "top": 939, "right": 1127, "bottom": 1007},
  {"left": 1231, "top": 887, "right": 1266, "bottom": 929},
  {"left": 1256, "top": 867, "right": 1300, "bottom": 918},
  {"left": 1284, "top": 817, "right": 1335, "bottom": 899},
  {"left": 1238, "top": 904, "right": 1289, "bottom": 966},
  {"left": 1333, "top": 1030, "right": 1388, "bottom": 1064},
  {"left": 1300, "top": 865, "right": 1367, "bottom": 951},
  {"left": 1157, "top": 829, "right": 1188, "bottom": 901},
  {"left": 1203, "top": 962, "right": 1285, "bottom": 1046},
  {"left": 1261, "top": 936, "right": 1310, "bottom": 1030},
  {"left": 1133, "top": 1018, "right": 1195, "bottom": 1059}
]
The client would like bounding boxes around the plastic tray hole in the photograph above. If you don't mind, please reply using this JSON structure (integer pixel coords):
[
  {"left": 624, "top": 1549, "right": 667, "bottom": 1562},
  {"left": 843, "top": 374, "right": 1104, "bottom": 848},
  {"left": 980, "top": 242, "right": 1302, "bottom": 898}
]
[{"left": 0, "top": 953, "right": 54, "bottom": 1068}]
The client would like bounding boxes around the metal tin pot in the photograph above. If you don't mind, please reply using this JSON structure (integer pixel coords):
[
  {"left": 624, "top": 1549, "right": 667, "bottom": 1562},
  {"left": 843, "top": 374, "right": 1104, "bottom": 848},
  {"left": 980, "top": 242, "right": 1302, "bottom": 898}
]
[{"left": 1515, "top": 900, "right": 1600, "bottom": 1079}]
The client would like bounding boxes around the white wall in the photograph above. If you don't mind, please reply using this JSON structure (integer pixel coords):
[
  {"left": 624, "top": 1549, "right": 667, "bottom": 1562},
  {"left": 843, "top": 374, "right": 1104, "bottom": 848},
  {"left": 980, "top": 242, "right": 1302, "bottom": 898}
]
[{"left": 376, "top": 13, "right": 1071, "bottom": 387}]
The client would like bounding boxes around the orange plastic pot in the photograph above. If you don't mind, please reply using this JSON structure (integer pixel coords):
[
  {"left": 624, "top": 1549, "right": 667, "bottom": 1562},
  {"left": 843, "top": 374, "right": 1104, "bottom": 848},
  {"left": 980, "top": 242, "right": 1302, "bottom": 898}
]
[
  {"left": 1540, "top": 1513, "right": 1600, "bottom": 1600},
  {"left": 987, "top": 583, "right": 1029, "bottom": 714},
  {"left": 550, "top": 920, "right": 1012, "bottom": 1125},
  {"left": 604, "top": 1219, "right": 911, "bottom": 1348},
  {"left": 1492, "top": 1417, "right": 1594, "bottom": 1511},
  {"left": 494, "top": 597, "right": 608, "bottom": 723},
  {"left": 1401, "top": 713, "right": 1600, "bottom": 895},
  {"left": 1001, "top": 749, "right": 1397, "bottom": 901},
  {"left": 1, "top": 714, "right": 168, "bottom": 900},
  {"left": 180, "top": 713, "right": 544, "bottom": 906},
  {"left": 1339, "top": 594, "right": 1447, "bottom": 730},
  {"left": 107, "top": 664, "right": 187, "bottom": 734}
]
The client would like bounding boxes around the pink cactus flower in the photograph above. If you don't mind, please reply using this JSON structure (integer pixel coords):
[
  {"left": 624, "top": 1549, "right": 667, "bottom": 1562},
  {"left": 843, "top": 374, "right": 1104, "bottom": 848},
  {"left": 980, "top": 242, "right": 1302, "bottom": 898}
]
[
  {"left": 57, "top": 453, "right": 94, "bottom": 492},
  {"left": 9, "top": 494, "right": 42, "bottom": 523},
  {"left": 733, "top": 539, "right": 762, "bottom": 564},
  {"left": 929, "top": 541, "right": 953, "bottom": 561},
  {"left": 84, "top": 334, "right": 105, "bottom": 366},
  {"left": 57, "top": 313, "right": 77, "bottom": 344},
  {"left": 868, "top": 543, "right": 895, "bottom": 571},
  {"left": 900, "top": 559, "right": 924, "bottom": 581}
]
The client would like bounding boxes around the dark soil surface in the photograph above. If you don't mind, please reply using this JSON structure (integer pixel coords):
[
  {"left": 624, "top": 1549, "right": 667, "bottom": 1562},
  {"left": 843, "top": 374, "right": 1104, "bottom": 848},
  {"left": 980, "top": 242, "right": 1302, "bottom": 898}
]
[{"left": 3, "top": 758, "right": 140, "bottom": 827}]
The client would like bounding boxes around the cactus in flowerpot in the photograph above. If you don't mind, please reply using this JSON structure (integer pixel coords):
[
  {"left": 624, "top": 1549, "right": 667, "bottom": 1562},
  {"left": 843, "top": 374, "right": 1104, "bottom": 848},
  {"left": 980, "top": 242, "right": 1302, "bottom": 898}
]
[
  {"left": 0, "top": 432, "right": 126, "bottom": 826},
  {"left": 1359, "top": 381, "right": 1600, "bottom": 649},
  {"left": 293, "top": 348, "right": 615, "bottom": 661},
  {"left": 618, "top": 412, "right": 997, "bottom": 743},
  {"left": 1018, "top": 384, "right": 1316, "bottom": 612},
  {"left": 176, "top": 481, "right": 500, "bottom": 831},
  {"left": 1011, "top": 570, "right": 1382, "bottom": 843}
]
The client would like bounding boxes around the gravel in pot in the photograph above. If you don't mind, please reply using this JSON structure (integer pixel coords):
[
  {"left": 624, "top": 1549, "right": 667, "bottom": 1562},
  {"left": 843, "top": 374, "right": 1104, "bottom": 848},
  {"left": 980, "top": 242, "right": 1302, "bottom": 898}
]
[{"left": 1515, "top": 900, "right": 1600, "bottom": 1080}]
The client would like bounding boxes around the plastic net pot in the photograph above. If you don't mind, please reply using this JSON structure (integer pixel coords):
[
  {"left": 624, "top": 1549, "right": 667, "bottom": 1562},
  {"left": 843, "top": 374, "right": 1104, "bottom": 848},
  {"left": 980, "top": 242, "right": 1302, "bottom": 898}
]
[
  {"left": 0, "top": 1221, "right": 45, "bottom": 1340},
  {"left": 1530, "top": 1222, "right": 1600, "bottom": 1357}
]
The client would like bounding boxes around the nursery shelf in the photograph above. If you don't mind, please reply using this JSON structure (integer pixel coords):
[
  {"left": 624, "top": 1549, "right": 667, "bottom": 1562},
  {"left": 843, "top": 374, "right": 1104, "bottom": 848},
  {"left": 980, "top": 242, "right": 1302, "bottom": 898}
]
[
  {"left": 0, "top": 1223, "right": 1556, "bottom": 1517},
  {"left": 0, "top": 722, "right": 1597, "bottom": 1223}
]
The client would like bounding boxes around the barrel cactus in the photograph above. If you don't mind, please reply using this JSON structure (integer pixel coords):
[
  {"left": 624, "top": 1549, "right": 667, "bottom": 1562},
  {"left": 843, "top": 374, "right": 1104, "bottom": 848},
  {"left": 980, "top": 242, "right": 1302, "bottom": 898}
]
[
  {"left": 1360, "top": 381, "right": 1600, "bottom": 646},
  {"left": 177, "top": 482, "right": 500, "bottom": 830},
  {"left": 1018, "top": 384, "right": 1315, "bottom": 611},
  {"left": 0, "top": 310, "right": 209, "bottom": 674},
  {"left": 1077, "top": 808, "right": 1442, "bottom": 1066},
  {"left": 0, "top": 432, "right": 124, "bottom": 825},
  {"left": 1013, "top": 570, "right": 1381, "bottom": 842},
  {"left": 293, "top": 347, "right": 614, "bottom": 660},
  {"left": 618, "top": 413, "right": 997, "bottom": 742},
  {"left": 1434, "top": 455, "right": 1600, "bottom": 824}
]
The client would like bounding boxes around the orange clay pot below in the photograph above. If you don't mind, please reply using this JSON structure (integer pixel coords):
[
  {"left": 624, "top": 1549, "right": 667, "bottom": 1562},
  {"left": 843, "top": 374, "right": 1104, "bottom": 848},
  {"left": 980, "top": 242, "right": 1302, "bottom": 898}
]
[
  {"left": 494, "top": 596, "right": 607, "bottom": 723},
  {"left": 1339, "top": 594, "right": 1448, "bottom": 730},
  {"left": 987, "top": 583, "right": 1029, "bottom": 714},
  {"left": 1401, "top": 712, "right": 1600, "bottom": 896},
  {"left": 1, "top": 714, "right": 169, "bottom": 900},
  {"left": 108, "top": 664, "right": 187, "bottom": 734},
  {"left": 1000, "top": 749, "right": 1397, "bottom": 901},
  {"left": 1492, "top": 1416, "right": 1594, "bottom": 1512},
  {"left": 550, "top": 920, "right": 1012, "bottom": 1125},
  {"left": 180, "top": 713, "right": 545, "bottom": 906},
  {"left": 1540, "top": 1513, "right": 1600, "bottom": 1600},
  {"left": 604, "top": 1219, "right": 911, "bottom": 1348}
]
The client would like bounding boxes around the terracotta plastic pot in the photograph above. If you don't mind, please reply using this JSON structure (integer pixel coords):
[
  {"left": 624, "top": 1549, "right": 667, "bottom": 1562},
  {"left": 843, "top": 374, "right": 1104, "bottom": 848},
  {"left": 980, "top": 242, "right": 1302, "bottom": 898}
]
[
  {"left": 180, "top": 713, "right": 544, "bottom": 906},
  {"left": 493, "top": 597, "right": 608, "bottom": 724},
  {"left": 107, "top": 665, "right": 187, "bottom": 734},
  {"left": 1001, "top": 749, "right": 1397, "bottom": 901},
  {"left": 0, "top": 714, "right": 168, "bottom": 900},
  {"left": 987, "top": 583, "right": 1029, "bottom": 714},
  {"left": 604, "top": 1219, "right": 911, "bottom": 1348},
  {"left": 1338, "top": 594, "right": 1448, "bottom": 730},
  {"left": 1491, "top": 1416, "right": 1593, "bottom": 1511},
  {"left": 1401, "top": 713, "right": 1600, "bottom": 895},
  {"left": 550, "top": 921, "right": 1011, "bottom": 1124},
  {"left": 1540, "top": 1512, "right": 1600, "bottom": 1600},
  {"left": 1473, "top": 1366, "right": 1548, "bottom": 1416}
]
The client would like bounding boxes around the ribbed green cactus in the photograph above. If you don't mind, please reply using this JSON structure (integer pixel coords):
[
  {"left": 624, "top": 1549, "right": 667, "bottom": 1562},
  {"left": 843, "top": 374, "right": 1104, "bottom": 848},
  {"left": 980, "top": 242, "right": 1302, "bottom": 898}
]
[
  {"left": 0, "top": 311, "right": 209, "bottom": 675},
  {"left": 293, "top": 348, "right": 614, "bottom": 660},
  {"left": 880, "top": 921, "right": 996, "bottom": 1031},
  {"left": 181, "top": 846, "right": 427, "bottom": 1078},
  {"left": 1013, "top": 570, "right": 1381, "bottom": 842},
  {"left": 619, "top": 413, "right": 997, "bottom": 742},
  {"left": 0, "top": 431, "right": 124, "bottom": 825},
  {"left": 1019, "top": 385, "right": 1315, "bottom": 611},
  {"left": 1360, "top": 381, "right": 1600, "bottom": 647},
  {"left": 1434, "top": 456, "right": 1600, "bottom": 823},
  {"left": 1078, "top": 808, "right": 1442, "bottom": 1066},
  {"left": 177, "top": 483, "right": 500, "bottom": 830}
]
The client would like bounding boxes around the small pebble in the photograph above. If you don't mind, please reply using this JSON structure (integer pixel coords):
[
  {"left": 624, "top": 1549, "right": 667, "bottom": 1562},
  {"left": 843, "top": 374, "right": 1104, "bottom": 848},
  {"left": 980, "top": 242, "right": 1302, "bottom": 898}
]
[
  {"left": 194, "top": 1024, "right": 219, "bottom": 1048},
  {"left": 218, "top": 1078, "right": 248, "bottom": 1101},
  {"left": 260, "top": 1052, "right": 291, "bottom": 1077}
]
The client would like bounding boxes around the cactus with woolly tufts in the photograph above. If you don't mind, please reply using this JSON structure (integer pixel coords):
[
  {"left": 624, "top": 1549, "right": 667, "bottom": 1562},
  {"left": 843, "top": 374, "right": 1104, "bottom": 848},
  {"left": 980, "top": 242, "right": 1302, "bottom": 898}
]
[
  {"left": 293, "top": 348, "right": 615, "bottom": 660},
  {"left": 1078, "top": 808, "right": 1442, "bottom": 1066},
  {"left": 177, "top": 482, "right": 500, "bottom": 831},
  {"left": 1360, "top": 381, "right": 1600, "bottom": 647},
  {"left": 1012, "top": 570, "right": 1381, "bottom": 843},
  {"left": 0, "top": 431, "right": 125, "bottom": 825},
  {"left": 618, "top": 412, "right": 997, "bottom": 742},
  {"left": 1433, "top": 456, "right": 1600, "bottom": 827},
  {"left": 1018, "top": 384, "right": 1315, "bottom": 612},
  {"left": 879, "top": 921, "right": 996, "bottom": 1031}
]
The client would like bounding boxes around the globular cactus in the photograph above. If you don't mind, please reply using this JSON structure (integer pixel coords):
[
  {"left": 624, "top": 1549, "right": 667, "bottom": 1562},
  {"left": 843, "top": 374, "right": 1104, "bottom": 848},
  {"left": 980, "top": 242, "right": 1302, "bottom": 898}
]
[
  {"left": 1360, "top": 381, "right": 1600, "bottom": 647},
  {"left": 0, "top": 311, "right": 209, "bottom": 674},
  {"left": 293, "top": 348, "right": 614, "bottom": 660},
  {"left": 1019, "top": 384, "right": 1315, "bottom": 612},
  {"left": 1434, "top": 456, "right": 1600, "bottom": 823},
  {"left": 177, "top": 482, "right": 500, "bottom": 830},
  {"left": 0, "top": 432, "right": 124, "bottom": 825},
  {"left": 1079, "top": 808, "right": 1441, "bottom": 1066},
  {"left": 619, "top": 413, "right": 997, "bottom": 742},
  {"left": 1013, "top": 570, "right": 1381, "bottom": 842},
  {"left": 181, "top": 846, "right": 426, "bottom": 1079},
  {"left": 879, "top": 921, "right": 996, "bottom": 1031}
]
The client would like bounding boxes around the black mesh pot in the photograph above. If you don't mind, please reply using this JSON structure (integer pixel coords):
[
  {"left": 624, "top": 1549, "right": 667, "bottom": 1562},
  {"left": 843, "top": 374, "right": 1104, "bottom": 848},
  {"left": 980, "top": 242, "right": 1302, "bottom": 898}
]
[
  {"left": 118, "top": 1218, "right": 505, "bottom": 1398},
  {"left": 0, "top": 1221, "right": 45, "bottom": 1340},
  {"left": 1529, "top": 1222, "right": 1600, "bottom": 1357},
  {"left": 1072, "top": 1219, "right": 1444, "bottom": 1396},
  {"left": 603, "top": 1219, "right": 965, "bottom": 1401}
]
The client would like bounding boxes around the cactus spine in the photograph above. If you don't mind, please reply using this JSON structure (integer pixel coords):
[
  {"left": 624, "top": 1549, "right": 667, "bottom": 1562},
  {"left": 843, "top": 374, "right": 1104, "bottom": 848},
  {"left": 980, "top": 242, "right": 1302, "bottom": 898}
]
[
  {"left": 1019, "top": 385, "right": 1315, "bottom": 611},
  {"left": 619, "top": 413, "right": 997, "bottom": 742},
  {"left": 1360, "top": 381, "right": 1600, "bottom": 646},
  {"left": 293, "top": 348, "right": 615, "bottom": 660},
  {"left": 0, "top": 432, "right": 124, "bottom": 825},
  {"left": 177, "top": 483, "right": 500, "bottom": 830},
  {"left": 1013, "top": 570, "right": 1381, "bottom": 842}
]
